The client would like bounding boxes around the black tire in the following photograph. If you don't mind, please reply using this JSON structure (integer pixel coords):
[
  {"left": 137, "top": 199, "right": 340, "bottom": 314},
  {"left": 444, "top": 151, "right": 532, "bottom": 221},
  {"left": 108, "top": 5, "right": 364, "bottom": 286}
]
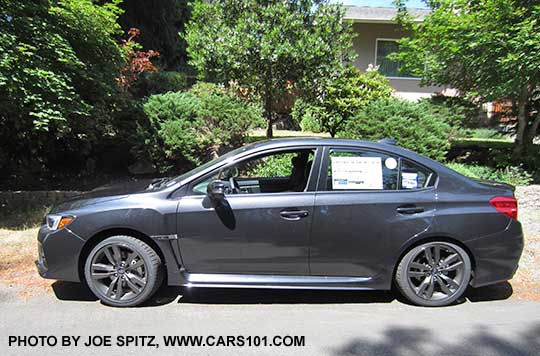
[
  {"left": 84, "top": 235, "right": 163, "bottom": 307},
  {"left": 395, "top": 241, "right": 471, "bottom": 307}
]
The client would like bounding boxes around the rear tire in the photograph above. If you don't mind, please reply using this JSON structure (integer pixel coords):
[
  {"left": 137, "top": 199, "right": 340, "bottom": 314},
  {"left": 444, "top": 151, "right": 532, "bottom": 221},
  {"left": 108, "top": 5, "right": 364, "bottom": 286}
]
[
  {"left": 84, "top": 235, "right": 163, "bottom": 307},
  {"left": 395, "top": 241, "right": 471, "bottom": 307}
]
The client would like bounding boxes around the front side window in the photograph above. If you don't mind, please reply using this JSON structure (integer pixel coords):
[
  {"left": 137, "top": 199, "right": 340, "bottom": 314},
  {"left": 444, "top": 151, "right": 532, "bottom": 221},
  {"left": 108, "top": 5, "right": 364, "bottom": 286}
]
[
  {"left": 191, "top": 149, "right": 315, "bottom": 195},
  {"left": 376, "top": 39, "right": 416, "bottom": 78}
]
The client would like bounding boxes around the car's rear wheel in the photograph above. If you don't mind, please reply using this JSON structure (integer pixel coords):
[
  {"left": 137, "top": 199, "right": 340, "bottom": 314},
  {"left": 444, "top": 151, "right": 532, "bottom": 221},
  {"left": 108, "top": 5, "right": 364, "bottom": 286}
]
[
  {"left": 395, "top": 241, "right": 471, "bottom": 307},
  {"left": 84, "top": 236, "right": 163, "bottom": 307}
]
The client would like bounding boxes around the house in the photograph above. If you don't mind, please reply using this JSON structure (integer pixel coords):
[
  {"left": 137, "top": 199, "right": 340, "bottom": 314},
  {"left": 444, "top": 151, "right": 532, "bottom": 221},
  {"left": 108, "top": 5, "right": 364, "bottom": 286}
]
[{"left": 345, "top": 6, "right": 448, "bottom": 101}]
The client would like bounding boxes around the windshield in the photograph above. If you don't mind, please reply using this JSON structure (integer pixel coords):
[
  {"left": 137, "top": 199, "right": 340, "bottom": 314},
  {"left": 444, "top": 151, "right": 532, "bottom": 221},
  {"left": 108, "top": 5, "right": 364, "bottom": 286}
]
[{"left": 165, "top": 144, "right": 252, "bottom": 187}]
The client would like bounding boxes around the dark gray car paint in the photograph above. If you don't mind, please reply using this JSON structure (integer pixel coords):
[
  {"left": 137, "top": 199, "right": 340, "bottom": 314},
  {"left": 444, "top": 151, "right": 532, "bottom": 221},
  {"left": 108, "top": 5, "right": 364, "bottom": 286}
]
[{"left": 36, "top": 138, "right": 524, "bottom": 291}]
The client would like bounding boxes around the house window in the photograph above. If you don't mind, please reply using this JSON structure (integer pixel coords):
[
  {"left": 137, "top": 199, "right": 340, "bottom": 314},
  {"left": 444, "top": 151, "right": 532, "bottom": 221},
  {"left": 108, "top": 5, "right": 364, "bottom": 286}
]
[{"left": 375, "top": 39, "right": 415, "bottom": 78}]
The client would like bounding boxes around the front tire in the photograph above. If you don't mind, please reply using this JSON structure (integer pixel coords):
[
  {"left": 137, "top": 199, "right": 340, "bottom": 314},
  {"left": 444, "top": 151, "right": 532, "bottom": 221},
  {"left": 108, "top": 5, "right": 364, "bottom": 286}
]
[
  {"left": 395, "top": 241, "right": 471, "bottom": 307},
  {"left": 84, "top": 236, "right": 163, "bottom": 307}
]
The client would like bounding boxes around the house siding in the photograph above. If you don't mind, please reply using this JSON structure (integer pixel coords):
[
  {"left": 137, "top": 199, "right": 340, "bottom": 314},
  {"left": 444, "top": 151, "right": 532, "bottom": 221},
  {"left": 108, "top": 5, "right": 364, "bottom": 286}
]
[{"left": 351, "top": 22, "right": 443, "bottom": 100}]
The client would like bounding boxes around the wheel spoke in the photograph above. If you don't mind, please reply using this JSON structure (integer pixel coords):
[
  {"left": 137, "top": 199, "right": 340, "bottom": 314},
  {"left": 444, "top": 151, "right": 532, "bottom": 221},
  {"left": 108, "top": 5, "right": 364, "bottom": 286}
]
[
  {"left": 103, "top": 248, "right": 116, "bottom": 265},
  {"left": 115, "top": 279, "right": 124, "bottom": 300},
  {"left": 442, "top": 253, "right": 459, "bottom": 267},
  {"left": 433, "top": 246, "right": 441, "bottom": 265},
  {"left": 425, "top": 276, "right": 435, "bottom": 299},
  {"left": 92, "top": 271, "right": 115, "bottom": 280},
  {"left": 441, "top": 261, "right": 464, "bottom": 272},
  {"left": 410, "top": 262, "right": 429, "bottom": 271},
  {"left": 435, "top": 275, "right": 452, "bottom": 295},
  {"left": 111, "top": 245, "right": 122, "bottom": 264},
  {"left": 424, "top": 247, "right": 434, "bottom": 266},
  {"left": 125, "top": 251, "right": 137, "bottom": 266},
  {"left": 126, "top": 259, "right": 144, "bottom": 271},
  {"left": 408, "top": 271, "right": 425, "bottom": 278},
  {"left": 127, "top": 273, "right": 146, "bottom": 287},
  {"left": 125, "top": 276, "right": 142, "bottom": 294},
  {"left": 439, "top": 273, "right": 460, "bottom": 290},
  {"left": 92, "top": 263, "right": 114, "bottom": 272},
  {"left": 106, "top": 276, "right": 119, "bottom": 297},
  {"left": 416, "top": 276, "right": 431, "bottom": 296}
]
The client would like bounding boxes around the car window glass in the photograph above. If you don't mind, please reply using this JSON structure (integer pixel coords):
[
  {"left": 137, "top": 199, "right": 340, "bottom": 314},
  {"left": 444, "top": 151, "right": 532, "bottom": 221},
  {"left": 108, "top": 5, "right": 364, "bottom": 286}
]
[
  {"left": 191, "top": 149, "right": 315, "bottom": 195},
  {"left": 326, "top": 149, "right": 398, "bottom": 191},
  {"left": 400, "top": 160, "right": 435, "bottom": 190}
]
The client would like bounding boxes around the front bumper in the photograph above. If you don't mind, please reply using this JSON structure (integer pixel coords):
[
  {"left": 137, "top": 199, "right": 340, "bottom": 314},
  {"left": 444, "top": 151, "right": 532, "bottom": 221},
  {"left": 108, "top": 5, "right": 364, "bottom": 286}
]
[
  {"left": 467, "top": 219, "right": 524, "bottom": 288},
  {"left": 35, "top": 224, "right": 85, "bottom": 282}
]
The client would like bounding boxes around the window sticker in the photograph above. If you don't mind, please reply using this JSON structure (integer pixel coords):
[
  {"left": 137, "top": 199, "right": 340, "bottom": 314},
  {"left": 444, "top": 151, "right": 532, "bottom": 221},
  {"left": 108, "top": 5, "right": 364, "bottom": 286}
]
[
  {"left": 331, "top": 156, "right": 383, "bottom": 190},
  {"left": 384, "top": 157, "right": 398, "bottom": 170},
  {"left": 401, "top": 172, "right": 418, "bottom": 189}
]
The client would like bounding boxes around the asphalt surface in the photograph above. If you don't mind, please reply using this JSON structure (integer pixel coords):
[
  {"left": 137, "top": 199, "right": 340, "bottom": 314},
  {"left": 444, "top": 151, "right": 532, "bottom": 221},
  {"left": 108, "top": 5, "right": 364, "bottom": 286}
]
[{"left": 1, "top": 282, "right": 540, "bottom": 356}]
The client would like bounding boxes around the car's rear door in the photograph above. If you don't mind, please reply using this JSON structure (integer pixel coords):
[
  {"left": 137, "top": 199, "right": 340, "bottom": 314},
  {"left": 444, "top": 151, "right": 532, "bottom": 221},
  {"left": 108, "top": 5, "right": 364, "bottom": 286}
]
[{"left": 309, "top": 146, "right": 436, "bottom": 284}]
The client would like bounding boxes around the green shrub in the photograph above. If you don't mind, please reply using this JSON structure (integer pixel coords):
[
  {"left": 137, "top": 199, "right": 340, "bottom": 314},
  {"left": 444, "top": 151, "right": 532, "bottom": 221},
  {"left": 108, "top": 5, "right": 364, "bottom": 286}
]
[
  {"left": 292, "top": 66, "right": 393, "bottom": 137},
  {"left": 338, "top": 98, "right": 451, "bottom": 161},
  {"left": 446, "top": 163, "right": 532, "bottom": 186},
  {"left": 419, "top": 95, "right": 482, "bottom": 129},
  {"left": 141, "top": 83, "right": 264, "bottom": 172},
  {"left": 469, "top": 128, "right": 508, "bottom": 140}
]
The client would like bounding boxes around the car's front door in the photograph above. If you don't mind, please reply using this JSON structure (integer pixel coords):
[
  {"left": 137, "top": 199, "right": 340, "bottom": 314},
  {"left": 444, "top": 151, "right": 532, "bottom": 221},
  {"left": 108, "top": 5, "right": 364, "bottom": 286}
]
[
  {"left": 309, "top": 146, "right": 436, "bottom": 285},
  {"left": 176, "top": 147, "right": 320, "bottom": 275}
]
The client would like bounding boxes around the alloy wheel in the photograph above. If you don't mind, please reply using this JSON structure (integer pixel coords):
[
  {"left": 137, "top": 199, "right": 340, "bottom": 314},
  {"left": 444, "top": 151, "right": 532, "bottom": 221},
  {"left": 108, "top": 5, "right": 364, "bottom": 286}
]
[
  {"left": 406, "top": 243, "right": 466, "bottom": 302},
  {"left": 89, "top": 243, "right": 148, "bottom": 302}
]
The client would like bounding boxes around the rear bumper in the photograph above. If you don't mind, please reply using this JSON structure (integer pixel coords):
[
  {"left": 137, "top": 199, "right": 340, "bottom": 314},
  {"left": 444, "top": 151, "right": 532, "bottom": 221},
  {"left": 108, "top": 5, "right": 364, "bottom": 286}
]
[
  {"left": 36, "top": 225, "right": 84, "bottom": 282},
  {"left": 466, "top": 219, "right": 524, "bottom": 288}
]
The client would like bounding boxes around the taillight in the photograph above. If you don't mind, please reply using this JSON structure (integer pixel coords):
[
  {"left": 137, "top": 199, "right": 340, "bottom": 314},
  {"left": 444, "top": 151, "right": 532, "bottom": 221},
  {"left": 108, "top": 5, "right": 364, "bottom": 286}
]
[{"left": 489, "top": 196, "right": 518, "bottom": 220}]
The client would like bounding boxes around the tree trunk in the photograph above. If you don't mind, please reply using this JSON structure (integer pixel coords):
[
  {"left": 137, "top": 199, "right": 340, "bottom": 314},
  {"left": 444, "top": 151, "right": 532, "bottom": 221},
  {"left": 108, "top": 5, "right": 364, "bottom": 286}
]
[
  {"left": 264, "top": 90, "right": 273, "bottom": 139},
  {"left": 514, "top": 87, "right": 529, "bottom": 152},
  {"left": 526, "top": 113, "right": 540, "bottom": 145}
]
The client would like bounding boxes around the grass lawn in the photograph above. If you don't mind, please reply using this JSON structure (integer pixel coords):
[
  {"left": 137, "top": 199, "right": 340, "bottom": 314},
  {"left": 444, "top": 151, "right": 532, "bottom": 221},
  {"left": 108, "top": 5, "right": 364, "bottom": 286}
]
[{"left": 1, "top": 186, "right": 539, "bottom": 301}]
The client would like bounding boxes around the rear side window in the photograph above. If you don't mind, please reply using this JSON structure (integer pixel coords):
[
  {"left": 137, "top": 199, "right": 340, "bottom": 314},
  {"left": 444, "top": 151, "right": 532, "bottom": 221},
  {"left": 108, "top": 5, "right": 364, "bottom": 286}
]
[
  {"left": 400, "top": 159, "right": 436, "bottom": 190},
  {"left": 325, "top": 149, "right": 435, "bottom": 191},
  {"left": 326, "top": 149, "right": 399, "bottom": 190}
]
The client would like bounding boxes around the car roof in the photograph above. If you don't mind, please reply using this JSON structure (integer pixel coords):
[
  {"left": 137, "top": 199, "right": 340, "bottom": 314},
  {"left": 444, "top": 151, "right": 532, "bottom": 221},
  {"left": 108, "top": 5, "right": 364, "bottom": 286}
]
[{"left": 246, "top": 137, "right": 413, "bottom": 157}]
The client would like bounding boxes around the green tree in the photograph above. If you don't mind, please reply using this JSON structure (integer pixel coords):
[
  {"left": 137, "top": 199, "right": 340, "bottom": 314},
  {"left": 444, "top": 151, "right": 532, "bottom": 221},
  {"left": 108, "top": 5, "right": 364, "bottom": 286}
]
[
  {"left": 141, "top": 83, "right": 264, "bottom": 172},
  {"left": 394, "top": 0, "right": 540, "bottom": 150},
  {"left": 339, "top": 98, "right": 451, "bottom": 162},
  {"left": 184, "top": 0, "right": 355, "bottom": 138},
  {"left": 292, "top": 66, "right": 393, "bottom": 137},
  {"left": 0, "top": 0, "right": 127, "bottom": 176}
]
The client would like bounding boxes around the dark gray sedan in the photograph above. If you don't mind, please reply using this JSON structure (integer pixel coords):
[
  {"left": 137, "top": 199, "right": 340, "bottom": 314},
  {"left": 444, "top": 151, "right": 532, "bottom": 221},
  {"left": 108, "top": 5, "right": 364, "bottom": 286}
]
[{"left": 36, "top": 138, "right": 523, "bottom": 307}]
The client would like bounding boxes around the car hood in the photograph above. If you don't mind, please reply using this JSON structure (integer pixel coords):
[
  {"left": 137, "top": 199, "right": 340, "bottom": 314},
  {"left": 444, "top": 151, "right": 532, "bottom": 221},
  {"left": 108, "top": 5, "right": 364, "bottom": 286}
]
[{"left": 49, "top": 179, "right": 157, "bottom": 213}]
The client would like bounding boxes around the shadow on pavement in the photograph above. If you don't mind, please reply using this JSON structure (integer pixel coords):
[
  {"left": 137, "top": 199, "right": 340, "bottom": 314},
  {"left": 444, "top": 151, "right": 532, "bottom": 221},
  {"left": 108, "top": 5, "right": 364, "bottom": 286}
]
[
  {"left": 51, "top": 280, "right": 514, "bottom": 307},
  {"left": 334, "top": 321, "right": 540, "bottom": 356},
  {"left": 52, "top": 281, "right": 97, "bottom": 302}
]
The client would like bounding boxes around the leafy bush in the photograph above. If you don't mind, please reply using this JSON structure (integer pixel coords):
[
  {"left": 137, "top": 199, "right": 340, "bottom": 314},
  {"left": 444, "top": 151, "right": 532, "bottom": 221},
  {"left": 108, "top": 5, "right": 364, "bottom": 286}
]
[
  {"left": 0, "top": 0, "right": 127, "bottom": 181},
  {"left": 446, "top": 163, "right": 532, "bottom": 186},
  {"left": 292, "top": 66, "right": 393, "bottom": 137},
  {"left": 338, "top": 98, "right": 451, "bottom": 161},
  {"left": 141, "top": 83, "right": 264, "bottom": 172},
  {"left": 468, "top": 129, "right": 508, "bottom": 140},
  {"left": 420, "top": 95, "right": 483, "bottom": 130}
]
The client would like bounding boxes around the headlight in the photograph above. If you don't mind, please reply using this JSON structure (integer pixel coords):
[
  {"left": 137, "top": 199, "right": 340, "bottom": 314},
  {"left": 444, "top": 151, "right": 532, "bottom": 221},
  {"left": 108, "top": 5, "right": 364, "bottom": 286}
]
[{"left": 46, "top": 215, "right": 75, "bottom": 231}]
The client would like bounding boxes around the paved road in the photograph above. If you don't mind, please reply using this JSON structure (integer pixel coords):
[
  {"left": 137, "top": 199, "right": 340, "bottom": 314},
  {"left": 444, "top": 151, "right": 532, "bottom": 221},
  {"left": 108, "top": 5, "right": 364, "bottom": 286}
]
[{"left": 1, "top": 282, "right": 540, "bottom": 356}]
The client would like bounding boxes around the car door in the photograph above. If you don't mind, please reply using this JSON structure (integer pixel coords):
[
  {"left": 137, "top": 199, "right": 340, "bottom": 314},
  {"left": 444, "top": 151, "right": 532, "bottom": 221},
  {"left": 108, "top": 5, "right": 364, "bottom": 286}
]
[
  {"left": 309, "top": 146, "right": 436, "bottom": 283},
  {"left": 176, "top": 147, "right": 320, "bottom": 275}
]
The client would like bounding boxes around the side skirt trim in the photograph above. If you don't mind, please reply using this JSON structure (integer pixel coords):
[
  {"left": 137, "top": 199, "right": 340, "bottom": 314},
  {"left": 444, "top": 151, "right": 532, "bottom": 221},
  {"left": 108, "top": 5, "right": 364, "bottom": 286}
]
[{"left": 182, "top": 273, "right": 373, "bottom": 290}]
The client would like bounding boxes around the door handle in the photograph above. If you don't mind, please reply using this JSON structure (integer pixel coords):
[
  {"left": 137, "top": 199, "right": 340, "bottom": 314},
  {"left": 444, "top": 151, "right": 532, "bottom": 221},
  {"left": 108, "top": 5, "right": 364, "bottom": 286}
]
[
  {"left": 396, "top": 206, "right": 424, "bottom": 214},
  {"left": 280, "top": 210, "right": 309, "bottom": 220}
]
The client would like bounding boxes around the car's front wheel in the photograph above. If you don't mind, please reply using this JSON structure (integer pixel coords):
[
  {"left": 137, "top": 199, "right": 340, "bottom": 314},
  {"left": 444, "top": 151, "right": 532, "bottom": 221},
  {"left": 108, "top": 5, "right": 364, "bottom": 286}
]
[
  {"left": 395, "top": 241, "right": 471, "bottom": 307},
  {"left": 84, "top": 236, "right": 163, "bottom": 307}
]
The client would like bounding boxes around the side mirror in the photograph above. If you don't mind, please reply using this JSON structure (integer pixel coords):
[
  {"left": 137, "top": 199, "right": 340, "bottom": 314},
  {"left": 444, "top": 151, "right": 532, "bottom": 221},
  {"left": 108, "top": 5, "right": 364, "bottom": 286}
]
[{"left": 207, "top": 180, "right": 226, "bottom": 201}]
